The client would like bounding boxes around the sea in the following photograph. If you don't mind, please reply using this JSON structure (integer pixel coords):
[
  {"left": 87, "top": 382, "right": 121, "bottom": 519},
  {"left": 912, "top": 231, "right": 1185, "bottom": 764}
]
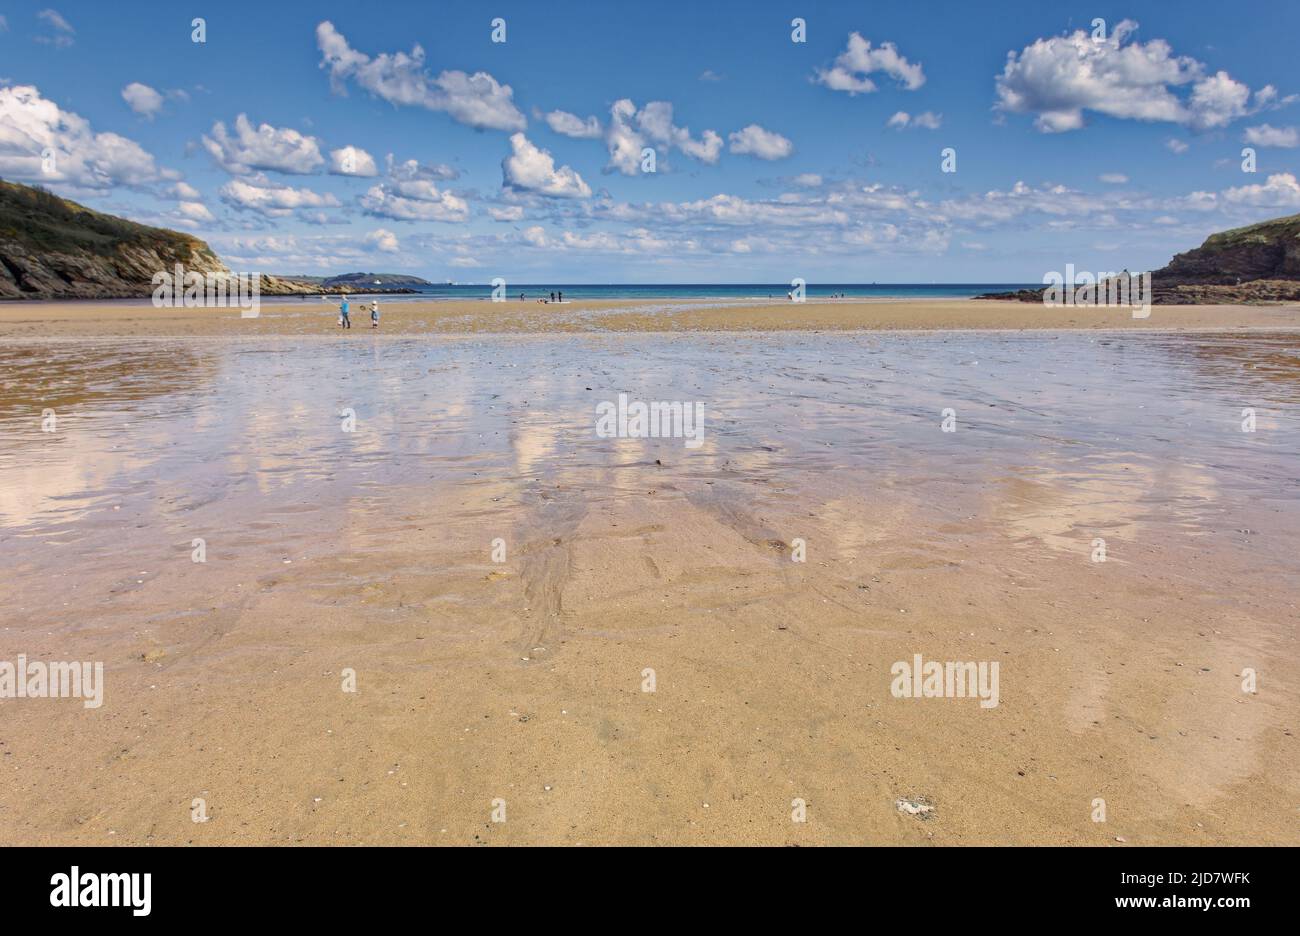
[{"left": 331, "top": 283, "right": 1034, "bottom": 301}]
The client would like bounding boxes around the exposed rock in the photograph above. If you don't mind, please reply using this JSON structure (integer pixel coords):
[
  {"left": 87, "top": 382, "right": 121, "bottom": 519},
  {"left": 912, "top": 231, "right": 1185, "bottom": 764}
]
[
  {"left": 975, "top": 213, "right": 1300, "bottom": 305},
  {"left": 1154, "top": 213, "right": 1300, "bottom": 285},
  {"left": 0, "top": 178, "right": 417, "bottom": 300}
]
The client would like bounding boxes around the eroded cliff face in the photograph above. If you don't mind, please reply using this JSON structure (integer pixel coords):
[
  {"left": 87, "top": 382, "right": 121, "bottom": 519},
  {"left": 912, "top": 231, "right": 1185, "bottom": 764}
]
[
  {"left": 0, "top": 179, "right": 418, "bottom": 300},
  {"left": 977, "top": 213, "right": 1300, "bottom": 304},
  {"left": 1153, "top": 214, "right": 1300, "bottom": 286},
  {"left": 0, "top": 233, "right": 230, "bottom": 300},
  {"left": 0, "top": 178, "right": 234, "bottom": 300}
]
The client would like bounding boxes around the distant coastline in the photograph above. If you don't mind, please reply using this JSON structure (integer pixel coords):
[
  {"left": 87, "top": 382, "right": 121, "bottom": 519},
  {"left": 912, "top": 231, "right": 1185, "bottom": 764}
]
[{"left": 280, "top": 283, "right": 1041, "bottom": 302}]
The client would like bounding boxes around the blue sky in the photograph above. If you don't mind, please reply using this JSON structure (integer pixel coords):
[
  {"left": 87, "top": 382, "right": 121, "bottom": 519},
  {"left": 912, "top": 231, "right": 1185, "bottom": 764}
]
[{"left": 1, "top": 0, "right": 1297, "bottom": 281}]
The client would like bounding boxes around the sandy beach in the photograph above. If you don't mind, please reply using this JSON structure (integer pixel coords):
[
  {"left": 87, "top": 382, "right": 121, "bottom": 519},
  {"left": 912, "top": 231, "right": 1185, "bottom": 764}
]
[
  {"left": 3, "top": 296, "right": 1300, "bottom": 337},
  {"left": 1, "top": 317, "right": 1297, "bottom": 845}
]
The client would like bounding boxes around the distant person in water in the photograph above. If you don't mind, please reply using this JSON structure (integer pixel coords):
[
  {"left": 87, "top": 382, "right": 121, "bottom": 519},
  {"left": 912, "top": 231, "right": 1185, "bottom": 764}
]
[
  {"left": 370, "top": 300, "right": 379, "bottom": 328},
  {"left": 558, "top": 290, "right": 563, "bottom": 303},
  {"left": 550, "top": 291, "right": 555, "bottom": 303},
  {"left": 339, "top": 296, "right": 351, "bottom": 329}
]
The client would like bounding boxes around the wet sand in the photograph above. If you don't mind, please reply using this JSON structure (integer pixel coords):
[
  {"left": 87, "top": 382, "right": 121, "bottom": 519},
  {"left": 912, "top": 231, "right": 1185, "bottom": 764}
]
[
  {"left": 2, "top": 296, "right": 1300, "bottom": 336},
  {"left": 1, "top": 329, "right": 1297, "bottom": 845}
]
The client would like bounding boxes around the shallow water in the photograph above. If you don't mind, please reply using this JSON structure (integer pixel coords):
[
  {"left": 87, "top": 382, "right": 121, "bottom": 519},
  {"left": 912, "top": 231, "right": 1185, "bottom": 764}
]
[{"left": 3, "top": 331, "right": 1298, "bottom": 535}]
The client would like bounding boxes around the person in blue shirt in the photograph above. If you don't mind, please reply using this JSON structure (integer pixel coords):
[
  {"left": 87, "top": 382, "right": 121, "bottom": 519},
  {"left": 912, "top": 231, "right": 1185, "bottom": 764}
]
[{"left": 339, "top": 296, "right": 351, "bottom": 329}]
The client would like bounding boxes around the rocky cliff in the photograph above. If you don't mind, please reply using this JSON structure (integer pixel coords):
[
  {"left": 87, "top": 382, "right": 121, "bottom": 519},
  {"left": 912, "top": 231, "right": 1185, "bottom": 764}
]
[
  {"left": 0, "top": 178, "right": 230, "bottom": 300},
  {"left": 1151, "top": 213, "right": 1300, "bottom": 285},
  {"left": 0, "top": 178, "right": 415, "bottom": 300},
  {"left": 975, "top": 212, "right": 1300, "bottom": 304}
]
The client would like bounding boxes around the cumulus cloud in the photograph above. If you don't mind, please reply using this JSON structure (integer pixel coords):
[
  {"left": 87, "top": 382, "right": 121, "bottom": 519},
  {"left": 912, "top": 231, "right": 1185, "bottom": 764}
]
[
  {"left": 209, "top": 233, "right": 377, "bottom": 272},
  {"left": 220, "top": 175, "right": 340, "bottom": 218},
  {"left": 316, "top": 21, "right": 525, "bottom": 132},
  {"left": 886, "top": 111, "right": 941, "bottom": 130},
  {"left": 1221, "top": 172, "right": 1300, "bottom": 208},
  {"left": 1243, "top": 124, "right": 1298, "bottom": 148},
  {"left": 489, "top": 205, "right": 525, "bottom": 221},
  {"left": 359, "top": 159, "right": 470, "bottom": 221},
  {"left": 792, "top": 173, "right": 823, "bottom": 188},
  {"left": 996, "top": 20, "right": 1272, "bottom": 132},
  {"left": 1166, "top": 138, "right": 1189, "bottom": 154},
  {"left": 502, "top": 133, "right": 591, "bottom": 198},
  {"left": 815, "top": 33, "right": 925, "bottom": 95},
  {"left": 360, "top": 184, "right": 468, "bottom": 221},
  {"left": 329, "top": 145, "right": 379, "bottom": 176},
  {"left": 177, "top": 201, "right": 215, "bottom": 223},
  {"left": 385, "top": 153, "right": 458, "bottom": 181},
  {"left": 121, "top": 82, "right": 164, "bottom": 119},
  {"left": 203, "top": 114, "right": 324, "bottom": 175},
  {"left": 728, "top": 124, "right": 793, "bottom": 159},
  {"left": 604, "top": 99, "right": 723, "bottom": 175},
  {"left": 366, "top": 228, "right": 400, "bottom": 253},
  {"left": 0, "top": 84, "right": 165, "bottom": 190},
  {"left": 544, "top": 110, "right": 602, "bottom": 139}
]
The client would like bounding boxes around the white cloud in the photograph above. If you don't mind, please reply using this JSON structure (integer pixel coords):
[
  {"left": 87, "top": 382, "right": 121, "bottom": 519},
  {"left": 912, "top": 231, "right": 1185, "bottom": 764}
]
[
  {"left": 502, "top": 133, "right": 591, "bottom": 198},
  {"left": 316, "top": 21, "right": 525, "bottom": 132},
  {"left": 220, "top": 175, "right": 340, "bottom": 218},
  {"left": 1243, "top": 124, "right": 1299, "bottom": 148},
  {"left": 816, "top": 33, "right": 925, "bottom": 95},
  {"left": 366, "top": 228, "right": 400, "bottom": 253},
  {"left": 35, "top": 8, "right": 74, "bottom": 46},
  {"left": 792, "top": 173, "right": 823, "bottom": 188},
  {"left": 385, "top": 154, "right": 458, "bottom": 181},
  {"left": 1221, "top": 172, "right": 1300, "bottom": 208},
  {"left": 996, "top": 20, "right": 1270, "bottom": 133},
  {"left": 728, "top": 124, "right": 793, "bottom": 160},
  {"left": 489, "top": 205, "right": 525, "bottom": 221},
  {"left": 544, "top": 110, "right": 602, "bottom": 139},
  {"left": 172, "top": 181, "right": 201, "bottom": 199},
  {"left": 209, "top": 233, "right": 378, "bottom": 272},
  {"left": 604, "top": 99, "right": 723, "bottom": 175},
  {"left": 886, "top": 110, "right": 942, "bottom": 130},
  {"left": 1099, "top": 173, "right": 1129, "bottom": 184},
  {"left": 1166, "top": 138, "right": 1189, "bottom": 154},
  {"left": 177, "top": 201, "right": 215, "bottom": 223},
  {"left": 359, "top": 162, "right": 470, "bottom": 222},
  {"left": 0, "top": 84, "right": 164, "bottom": 190},
  {"left": 360, "top": 184, "right": 468, "bottom": 222},
  {"left": 203, "top": 114, "right": 324, "bottom": 175},
  {"left": 121, "top": 82, "right": 164, "bottom": 119},
  {"left": 37, "top": 9, "right": 72, "bottom": 32},
  {"left": 357, "top": 158, "right": 469, "bottom": 220},
  {"left": 329, "top": 145, "right": 379, "bottom": 176}
]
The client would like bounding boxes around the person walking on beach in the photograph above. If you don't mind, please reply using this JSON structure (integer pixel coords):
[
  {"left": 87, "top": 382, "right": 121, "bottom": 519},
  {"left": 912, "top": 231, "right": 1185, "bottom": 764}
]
[
  {"left": 558, "top": 290, "right": 563, "bottom": 303},
  {"left": 339, "top": 296, "right": 351, "bottom": 329},
  {"left": 370, "top": 299, "right": 380, "bottom": 328},
  {"left": 550, "top": 291, "right": 555, "bottom": 303}
]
